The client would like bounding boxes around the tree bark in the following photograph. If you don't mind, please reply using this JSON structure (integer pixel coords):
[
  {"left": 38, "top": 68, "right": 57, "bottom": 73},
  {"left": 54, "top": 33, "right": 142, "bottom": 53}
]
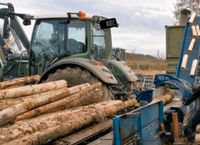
[
  {"left": 0, "top": 75, "right": 40, "bottom": 90},
  {"left": 3, "top": 99, "right": 138, "bottom": 145},
  {"left": 0, "top": 83, "right": 90, "bottom": 127},
  {"left": 16, "top": 82, "right": 102, "bottom": 120},
  {"left": 0, "top": 80, "right": 67, "bottom": 100}
]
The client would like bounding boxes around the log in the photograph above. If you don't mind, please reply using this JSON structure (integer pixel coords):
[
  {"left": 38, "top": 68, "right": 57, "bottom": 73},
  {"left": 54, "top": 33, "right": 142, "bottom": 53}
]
[
  {"left": 0, "top": 83, "right": 90, "bottom": 110},
  {"left": 30, "top": 90, "right": 103, "bottom": 115},
  {"left": 188, "top": 38, "right": 196, "bottom": 52},
  {"left": 0, "top": 83, "right": 90, "bottom": 127},
  {"left": 0, "top": 83, "right": 89, "bottom": 106},
  {"left": 52, "top": 119, "right": 112, "bottom": 145},
  {"left": 181, "top": 54, "right": 189, "bottom": 69},
  {"left": 0, "top": 100, "right": 137, "bottom": 144},
  {"left": 191, "top": 25, "right": 197, "bottom": 36},
  {"left": 196, "top": 25, "right": 200, "bottom": 36},
  {"left": 0, "top": 99, "right": 22, "bottom": 110},
  {"left": 0, "top": 100, "right": 122, "bottom": 143},
  {"left": 0, "top": 80, "right": 67, "bottom": 100},
  {"left": 152, "top": 90, "right": 176, "bottom": 105},
  {"left": 188, "top": 13, "right": 196, "bottom": 24},
  {"left": 16, "top": 82, "right": 102, "bottom": 120},
  {"left": 3, "top": 99, "right": 138, "bottom": 145},
  {"left": 0, "top": 75, "right": 40, "bottom": 90},
  {"left": 190, "top": 59, "right": 198, "bottom": 76}
]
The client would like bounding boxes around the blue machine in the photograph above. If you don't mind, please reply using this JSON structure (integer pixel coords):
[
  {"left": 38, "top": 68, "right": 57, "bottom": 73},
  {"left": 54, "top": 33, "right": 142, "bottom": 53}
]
[
  {"left": 113, "top": 16, "right": 200, "bottom": 145},
  {"left": 154, "top": 17, "right": 200, "bottom": 101},
  {"left": 136, "top": 89, "right": 154, "bottom": 103},
  {"left": 154, "top": 74, "right": 192, "bottom": 101},
  {"left": 176, "top": 16, "right": 200, "bottom": 87},
  {"left": 113, "top": 101, "right": 164, "bottom": 145}
]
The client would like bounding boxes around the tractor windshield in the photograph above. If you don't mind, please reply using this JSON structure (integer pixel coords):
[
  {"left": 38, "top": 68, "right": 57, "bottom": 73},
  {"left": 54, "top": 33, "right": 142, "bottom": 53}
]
[{"left": 31, "top": 19, "right": 86, "bottom": 61}]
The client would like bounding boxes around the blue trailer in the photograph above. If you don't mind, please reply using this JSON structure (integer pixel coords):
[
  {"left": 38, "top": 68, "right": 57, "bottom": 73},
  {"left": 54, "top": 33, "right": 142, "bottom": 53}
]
[{"left": 113, "top": 101, "right": 164, "bottom": 145}]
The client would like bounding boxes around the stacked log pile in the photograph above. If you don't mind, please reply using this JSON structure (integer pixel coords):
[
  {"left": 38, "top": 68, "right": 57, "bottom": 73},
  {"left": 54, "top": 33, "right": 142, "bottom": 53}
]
[{"left": 0, "top": 75, "right": 139, "bottom": 145}]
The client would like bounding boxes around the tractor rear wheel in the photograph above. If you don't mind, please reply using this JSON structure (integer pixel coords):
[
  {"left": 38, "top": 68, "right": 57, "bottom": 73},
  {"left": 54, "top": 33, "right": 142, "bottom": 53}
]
[{"left": 45, "top": 67, "right": 113, "bottom": 100}]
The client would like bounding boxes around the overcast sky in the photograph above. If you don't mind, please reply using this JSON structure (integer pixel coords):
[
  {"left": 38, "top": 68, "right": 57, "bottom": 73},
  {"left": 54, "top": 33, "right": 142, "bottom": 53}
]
[{"left": 1, "top": 0, "right": 176, "bottom": 57}]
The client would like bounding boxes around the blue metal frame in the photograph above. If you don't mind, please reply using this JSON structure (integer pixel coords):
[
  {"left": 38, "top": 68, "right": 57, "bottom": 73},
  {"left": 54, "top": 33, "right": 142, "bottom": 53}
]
[
  {"left": 113, "top": 101, "right": 164, "bottom": 145},
  {"left": 176, "top": 17, "right": 200, "bottom": 87},
  {"left": 136, "top": 89, "right": 154, "bottom": 103}
]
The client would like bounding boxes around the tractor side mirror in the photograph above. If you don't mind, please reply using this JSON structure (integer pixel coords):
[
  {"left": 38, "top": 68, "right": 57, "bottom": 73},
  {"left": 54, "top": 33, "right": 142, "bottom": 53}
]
[
  {"left": 3, "top": 16, "right": 10, "bottom": 39},
  {"left": 23, "top": 19, "right": 31, "bottom": 26}
]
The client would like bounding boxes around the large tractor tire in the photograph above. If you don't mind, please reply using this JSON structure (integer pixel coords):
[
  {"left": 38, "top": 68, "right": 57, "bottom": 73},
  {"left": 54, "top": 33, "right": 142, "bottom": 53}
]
[{"left": 45, "top": 67, "right": 113, "bottom": 100}]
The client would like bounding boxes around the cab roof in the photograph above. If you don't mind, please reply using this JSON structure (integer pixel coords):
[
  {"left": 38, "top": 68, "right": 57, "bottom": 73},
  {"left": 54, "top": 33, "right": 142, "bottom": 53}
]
[
  {"left": 32, "top": 12, "right": 106, "bottom": 21},
  {"left": 33, "top": 12, "right": 92, "bottom": 20}
]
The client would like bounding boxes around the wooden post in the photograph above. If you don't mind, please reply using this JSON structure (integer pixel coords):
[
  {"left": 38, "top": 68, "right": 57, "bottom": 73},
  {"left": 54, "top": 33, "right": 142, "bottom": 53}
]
[{"left": 172, "top": 112, "right": 179, "bottom": 143}]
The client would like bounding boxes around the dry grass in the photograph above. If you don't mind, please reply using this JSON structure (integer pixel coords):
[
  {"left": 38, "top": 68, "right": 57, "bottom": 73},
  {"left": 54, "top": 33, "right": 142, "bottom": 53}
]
[{"left": 125, "top": 53, "right": 166, "bottom": 71}]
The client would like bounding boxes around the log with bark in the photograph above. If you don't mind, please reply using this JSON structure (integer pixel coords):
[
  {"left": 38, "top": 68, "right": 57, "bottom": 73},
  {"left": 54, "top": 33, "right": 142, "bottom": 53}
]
[
  {"left": 0, "top": 83, "right": 90, "bottom": 110},
  {"left": 0, "top": 80, "right": 67, "bottom": 100},
  {"left": 52, "top": 119, "right": 112, "bottom": 145},
  {"left": 0, "top": 101, "right": 136, "bottom": 143},
  {"left": 16, "top": 82, "right": 102, "bottom": 120},
  {"left": 152, "top": 90, "right": 176, "bottom": 105},
  {"left": 0, "top": 75, "right": 40, "bottom": 90},
  {"left": 0, "top": 83, "right": 90, "bottom": 127},
  {"left": 2, "top": 99, "right": 138, "bottom": 145},
  {"left": 0, "top": 88, "right": 105, "bottom": 143}
]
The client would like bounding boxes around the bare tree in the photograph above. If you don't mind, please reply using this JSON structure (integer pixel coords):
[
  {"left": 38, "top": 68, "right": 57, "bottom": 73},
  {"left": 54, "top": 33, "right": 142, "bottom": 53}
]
[
  {"left": 157, "top": 49, "right": 160, "bottom": 59},
  {"left": 174, "top": 0, "right": 200, "bottom": 23}
]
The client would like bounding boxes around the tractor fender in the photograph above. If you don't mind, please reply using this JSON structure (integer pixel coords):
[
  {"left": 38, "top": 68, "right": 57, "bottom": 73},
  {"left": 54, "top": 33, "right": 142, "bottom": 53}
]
[
  {"left": 108, "top": 60, "right": 138, "bottom": 82},
  {"left": 40, "top": 58, "right": 118, "bottom": 84}
]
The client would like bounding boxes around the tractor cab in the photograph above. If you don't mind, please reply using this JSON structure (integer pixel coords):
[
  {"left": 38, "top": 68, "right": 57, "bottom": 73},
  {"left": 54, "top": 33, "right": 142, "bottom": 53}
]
[
  {"left": 1, "top": 4, "right": 138, "bottom": 100},
  {"left": 30, "top": 12, "right": 118, "bottom": 75}
]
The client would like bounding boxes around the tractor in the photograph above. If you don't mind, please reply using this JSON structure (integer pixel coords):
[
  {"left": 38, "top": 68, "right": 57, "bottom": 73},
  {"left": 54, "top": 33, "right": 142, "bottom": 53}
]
[{"left": 0, "top": 3, "right": 138, "bottom": 100}]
